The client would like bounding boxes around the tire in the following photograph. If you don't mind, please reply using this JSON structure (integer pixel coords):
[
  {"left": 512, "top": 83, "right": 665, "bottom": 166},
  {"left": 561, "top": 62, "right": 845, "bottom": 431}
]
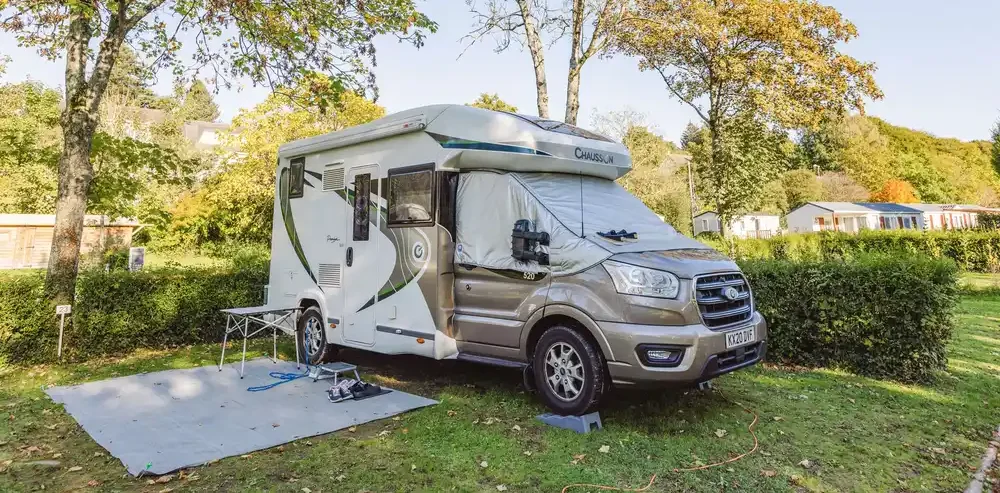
[
  {"left": 297, "top": 306, "right": 337, "bottom": 364},
  {"left": 532, "top": 325, "right": 607, "bottom": 416}
]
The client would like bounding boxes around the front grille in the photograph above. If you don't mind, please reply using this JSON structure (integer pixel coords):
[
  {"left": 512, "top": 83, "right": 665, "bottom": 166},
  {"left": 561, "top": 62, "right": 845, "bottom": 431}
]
[
  {"left": 695, "top": 272, "right": 753, "bottom": 329},
  {"left": 716, "top": 342, "right": 762, "bottom": 370}
]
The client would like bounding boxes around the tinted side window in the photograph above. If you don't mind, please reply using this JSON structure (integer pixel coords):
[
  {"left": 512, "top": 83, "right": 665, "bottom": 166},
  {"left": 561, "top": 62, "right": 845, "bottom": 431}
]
[
  {"left": 388, "top": 166, "right": 434, "bottom": 226},
  {"left": 289, "top": 157, "right": 305, "bottom": 198},
  {"left": 353, "top": 173, "right": 371, "bottom": 241}
]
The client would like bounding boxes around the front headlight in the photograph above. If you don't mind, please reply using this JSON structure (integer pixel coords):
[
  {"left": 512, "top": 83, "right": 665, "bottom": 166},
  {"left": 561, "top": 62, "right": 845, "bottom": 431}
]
[{"left": 602, "top": 260, "right": 680, "bottom": 299}]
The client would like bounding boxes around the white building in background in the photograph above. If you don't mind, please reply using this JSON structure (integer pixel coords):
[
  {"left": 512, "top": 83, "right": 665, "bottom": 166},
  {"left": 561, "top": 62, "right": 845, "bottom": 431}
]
[
  {"left": 693, "top": 211, "right": 781, "bottom": 239},
  {"left": 785, "top": 202, "right": 996, "bottom": 233}
]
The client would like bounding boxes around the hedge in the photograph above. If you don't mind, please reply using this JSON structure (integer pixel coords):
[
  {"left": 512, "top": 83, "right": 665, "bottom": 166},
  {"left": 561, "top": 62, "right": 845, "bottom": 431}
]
[
  {"left": 704, "top": 230, "right": 1000, "bottom": 273},
  {"left": 1, "top": 255, "right": 958, "bottom": 384},
  {"left": 742, "top": 255, "right": 958, "bottom": 383},
  {"left": 0, "top": 265, "right": 267, "bottom": 365}
]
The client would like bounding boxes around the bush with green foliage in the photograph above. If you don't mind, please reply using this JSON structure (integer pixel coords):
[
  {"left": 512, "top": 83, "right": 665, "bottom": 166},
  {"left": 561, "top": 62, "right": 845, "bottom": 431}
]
[
  {"left": 0, "top": 264, "right": 267, "bottom": 365},
  {"left": 701, "top": 230, "right": 1000, "bottom": 272},
  {"left": 742, "top": 255, "right": 958, "bottom": 383}
]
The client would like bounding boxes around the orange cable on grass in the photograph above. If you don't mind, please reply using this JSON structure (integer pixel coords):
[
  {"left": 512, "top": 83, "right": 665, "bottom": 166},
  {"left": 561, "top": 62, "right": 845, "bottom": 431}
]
[
  {"left": 560, "top": 473, "right": 657, "bottom": 493},
  {"left": 561, "top": 391, "right": 760, "bottom": 492}
]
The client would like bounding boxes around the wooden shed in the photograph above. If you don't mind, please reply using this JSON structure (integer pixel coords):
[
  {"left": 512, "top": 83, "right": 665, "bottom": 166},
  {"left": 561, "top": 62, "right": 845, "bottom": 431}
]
[{"left": 0, "top": 214, "right": 140, "bottom": 269}]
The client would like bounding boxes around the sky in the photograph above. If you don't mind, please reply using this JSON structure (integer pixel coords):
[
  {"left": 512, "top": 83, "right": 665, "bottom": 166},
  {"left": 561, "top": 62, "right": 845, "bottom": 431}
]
[{"left": 1, "top": 0, "right": 998, "bottom": 144}]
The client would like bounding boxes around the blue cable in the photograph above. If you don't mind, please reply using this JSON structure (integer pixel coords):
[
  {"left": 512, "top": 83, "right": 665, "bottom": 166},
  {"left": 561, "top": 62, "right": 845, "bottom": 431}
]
[{"left": 246, "top": 321, "right": 312, "bottom": 392}]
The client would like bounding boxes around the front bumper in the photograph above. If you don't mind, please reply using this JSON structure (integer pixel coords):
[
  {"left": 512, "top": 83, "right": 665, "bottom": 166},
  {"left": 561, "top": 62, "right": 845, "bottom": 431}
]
[{"left": 598, "top": 311, "right": 768, "bottom": 387}]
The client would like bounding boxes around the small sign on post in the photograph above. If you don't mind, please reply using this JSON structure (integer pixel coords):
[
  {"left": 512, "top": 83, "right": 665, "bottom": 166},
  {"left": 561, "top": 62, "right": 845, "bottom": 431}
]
[
  {"left": 129, "top": 247, "right": 145, "bottom": 272},
  {"left": 56, "top": 305, "right": 71, "bottom": 361}
]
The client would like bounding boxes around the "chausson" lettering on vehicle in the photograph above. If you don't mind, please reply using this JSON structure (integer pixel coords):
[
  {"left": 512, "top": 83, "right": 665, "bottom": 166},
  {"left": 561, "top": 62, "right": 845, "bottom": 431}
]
[{"left": 574, "top": 147, "right": 614, "bottom": 165}]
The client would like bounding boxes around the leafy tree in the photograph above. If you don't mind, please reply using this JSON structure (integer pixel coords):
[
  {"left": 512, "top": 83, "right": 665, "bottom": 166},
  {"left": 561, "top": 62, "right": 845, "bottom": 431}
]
[
  {"left": 1, "top": 0, "right": 436, "bottom": 302},
  {"left": 825, "top": 115, "right": 893, "bottom": 191},
  {"left": 0, "top": 81, "right": 62, "bottom": 213},
  {"left": 817, "top": 171, "right": 869, "bottom": 202},
  {"left": 465, "top": 0, "right": 628, "bottom": 123},
  {"left": 679, "top": 122, "right": 701, "bottom": 150},
  {"left": 180, "top": 80, "right": 220, "bottom": 122},
  {"left": 991, "top": 118, "right": 1000, "bottom": 176},
  {"left": 688, "top": 114, "right": 787, "bottom": 234},
  {"left": 589, "top": 107, "right": 664, "bottom": 144},
  {"left": 781, "top": 169, "right": 823, "bottom": 211},
  {"left": 467, "top": 93, "right": 518, "bottom": 113},
  {"left": 617, "top": 125, "right": 692, "bottom": 234},
  {"left": 162, "top": 84, "right": 385, "bottom": 246},
  {"left": 870, "top": 179, "right": 919, "bottom": 203},
  {"left": 621, "top": 0, "right": 881, "bottom": 231}
]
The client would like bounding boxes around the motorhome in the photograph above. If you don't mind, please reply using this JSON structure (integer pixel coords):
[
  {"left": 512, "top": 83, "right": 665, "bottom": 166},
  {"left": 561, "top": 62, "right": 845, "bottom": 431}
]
[{"left": 267, "top": 105, "right": 767, "bottom": 415}]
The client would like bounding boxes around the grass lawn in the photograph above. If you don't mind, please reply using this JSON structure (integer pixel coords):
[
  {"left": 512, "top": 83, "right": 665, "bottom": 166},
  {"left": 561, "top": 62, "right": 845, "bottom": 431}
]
[{"left": 2, "top": 295, "right": 998, "bottom": 492}]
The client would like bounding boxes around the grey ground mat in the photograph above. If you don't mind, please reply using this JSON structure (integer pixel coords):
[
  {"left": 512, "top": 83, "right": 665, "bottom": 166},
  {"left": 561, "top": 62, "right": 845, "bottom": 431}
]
[{"left": 45, "top": 358, "right": 437, "bottom": 476}]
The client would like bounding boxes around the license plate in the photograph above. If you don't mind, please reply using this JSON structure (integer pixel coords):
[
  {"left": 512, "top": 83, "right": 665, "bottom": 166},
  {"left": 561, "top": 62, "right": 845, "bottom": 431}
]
[{"left": 725, "top": 326, "right": 755, "bottom": 349}]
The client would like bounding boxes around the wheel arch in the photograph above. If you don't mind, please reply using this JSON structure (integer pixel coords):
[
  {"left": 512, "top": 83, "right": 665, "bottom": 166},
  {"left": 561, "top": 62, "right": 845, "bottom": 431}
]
[{"left": 520, "top": 304, "right": 616, "bottom": 362}]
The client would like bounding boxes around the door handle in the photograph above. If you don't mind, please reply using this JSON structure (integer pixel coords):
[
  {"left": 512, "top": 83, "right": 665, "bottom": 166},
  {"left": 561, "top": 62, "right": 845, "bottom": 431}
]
[{"left": 346, "top": 247, "right": 354, "bottom": 267}]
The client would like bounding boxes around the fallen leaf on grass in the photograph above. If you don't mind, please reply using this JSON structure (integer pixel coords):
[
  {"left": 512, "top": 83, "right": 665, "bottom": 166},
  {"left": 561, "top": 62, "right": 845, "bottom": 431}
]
[
  {"left": 511, "top": 425, "right": 522, "bottom": 432},
  {"left": 930, "top": 447, "right": 946, "bottom": 454},
  {"left": 798, "top": 459, "right": 813, "bottom": 469},
  {"left": 87, "top": 480, "right": 99, "bottom": 487},
  {"left": 240, "top": 454, "right": 252, "bottom": 459},
  {"left": 335, "top": 474, "right": 346, "bottom": 481},
  {"left": 714, "top": 429, "right": 728, "bottom": 438},
  {"left": 377, "top": 430, "right": 390, "bottom": 438},
  {"left": 480, "top": 461, "right": 488, "bottom": 468},
  {"left": 158, "top": 488, "right": 173, "bottom": 493},
  {"left": 392, "top": 416, "right": 400, "bottom": 421},
  {"left": 570, "top": 454, "right": 586, "bottom": 465},
  {"left": 402, "top": 428, "right": 409, "bottom": 434},
  {"left": 447, "top": 410, "right": 457, "bottom": 417},
  {"left": 67, "top": 466, "right": 83, "bottom": 472},
  {"left": 760, "top": 469, "right": 777, "bottom": 478},
  {"left": 155, "top": 474, "right": 174, "bottom": 483},
  {"left": 599, "top": 445, "right": 610, "bottom": 453},
  {"left": 93, "top": 452, "right": 104, "bottom": 457},
  {"left": 348, "top": 426, "right": 357, "bottom": 432},
  {"left": 52, "top": 453, "right": 62, "bottom": 458},
  {"left": 772, "top": 416, "right": 784, "bottom": 422},
  {"left": 45, "top": 424, "right": 57, "bottom": 430},
  {"left": 411, "top": 464, "right": 416, "bottom": 472},
  {"left": 301, "top": 488, "right": 312, "bottom": 493},
  {"left": 146, "top": 480, "right": 156, "bottom": 485},
  {"left": 523, "top": 451, "right": 532, "bottom": 456},
  {"left": 496, "top": 485, "right": 508, "bottom": 491}
]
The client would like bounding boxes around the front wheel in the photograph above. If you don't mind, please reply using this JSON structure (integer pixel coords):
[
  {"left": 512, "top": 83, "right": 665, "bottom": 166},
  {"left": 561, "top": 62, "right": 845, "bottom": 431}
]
[
  {"left": 297, "top": 307, "right": 337, "bottom": 364},
  {"left": 532, "top": 326, "right": 607, "bottom": 416}
]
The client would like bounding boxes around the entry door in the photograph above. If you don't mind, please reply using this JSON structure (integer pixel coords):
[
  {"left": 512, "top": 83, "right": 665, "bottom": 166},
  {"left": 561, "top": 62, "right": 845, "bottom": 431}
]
[{"left": 343, "top": 165, "right": 380, "bottom": 345}]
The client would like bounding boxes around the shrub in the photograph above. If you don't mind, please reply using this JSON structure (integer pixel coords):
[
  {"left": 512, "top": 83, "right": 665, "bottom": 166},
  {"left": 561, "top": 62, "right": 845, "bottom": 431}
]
[
  {"left": 0, "top": 264, "right": 267, "bottom": 364},
  {"left": 724, "top": 230, "right": 1000, "bottom": 273},
  {"left": 741, "top": 255, "right": 958, "bottom": 383}
]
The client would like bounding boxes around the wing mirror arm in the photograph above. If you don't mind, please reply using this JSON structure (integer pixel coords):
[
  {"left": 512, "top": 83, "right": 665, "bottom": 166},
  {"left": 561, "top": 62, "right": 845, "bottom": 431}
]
[{"left": 511, "top": 219, "right": 550, "bottom": 265}]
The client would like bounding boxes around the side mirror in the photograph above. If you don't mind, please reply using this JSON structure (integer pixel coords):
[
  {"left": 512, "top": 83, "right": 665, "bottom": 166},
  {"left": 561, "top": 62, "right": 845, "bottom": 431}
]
[{"left": 511, "top": 219, "right": 550, "bottom": 265}]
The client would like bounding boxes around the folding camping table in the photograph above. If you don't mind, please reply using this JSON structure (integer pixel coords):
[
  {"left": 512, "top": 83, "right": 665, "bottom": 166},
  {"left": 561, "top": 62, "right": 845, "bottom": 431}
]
[{"left": 218, "top": 306, "right": 301, "bottom": 378}]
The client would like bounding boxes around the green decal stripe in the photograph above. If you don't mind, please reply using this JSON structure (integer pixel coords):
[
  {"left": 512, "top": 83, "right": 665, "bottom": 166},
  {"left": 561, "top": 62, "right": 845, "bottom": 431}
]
[{"left": 279, "top": 168, "right": 319, "bottom": 287}]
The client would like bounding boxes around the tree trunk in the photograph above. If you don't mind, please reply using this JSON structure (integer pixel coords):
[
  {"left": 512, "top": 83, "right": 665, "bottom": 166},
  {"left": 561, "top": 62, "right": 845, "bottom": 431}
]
[
  {"left": 46, "top": 117, "right": 97, "bottom": 303},
  {"left": 516, "top": 0, "right": 549, "bottom": 118},
  {"left": 45, "top": 5, "right": 123, "bottom": 303},
  {"left": 564, "top": 0, "right": 585, "bottom": 125}
]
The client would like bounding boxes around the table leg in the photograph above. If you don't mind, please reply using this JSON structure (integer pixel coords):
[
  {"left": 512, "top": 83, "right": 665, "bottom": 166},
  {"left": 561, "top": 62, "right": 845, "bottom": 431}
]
[
  {"left": 240, "top": 317, "right": 249, "bottom": 379},
  {"left": 294, "top": 314, "right": 301, "bottom": 370},
  {"left": 272, "top": 324, "right": 277, "bottom": 364},
  {"left": 219, "top": 315, "right": 232, "bottom": 371}
]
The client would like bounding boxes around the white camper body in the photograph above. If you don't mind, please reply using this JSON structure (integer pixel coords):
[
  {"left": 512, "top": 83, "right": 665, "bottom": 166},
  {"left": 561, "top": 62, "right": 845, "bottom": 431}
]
[
  {"left": 268, "top": 104, "right": 768, "bottom": 415},
  {"left": 266, "top": 105, "right": 632, "bottom": 362}
]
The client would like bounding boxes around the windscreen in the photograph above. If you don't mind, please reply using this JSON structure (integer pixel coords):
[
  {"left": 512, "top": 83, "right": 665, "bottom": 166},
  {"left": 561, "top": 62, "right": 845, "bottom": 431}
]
[{"left": 514, "top": 173, "right": 707, "bottom": 253}]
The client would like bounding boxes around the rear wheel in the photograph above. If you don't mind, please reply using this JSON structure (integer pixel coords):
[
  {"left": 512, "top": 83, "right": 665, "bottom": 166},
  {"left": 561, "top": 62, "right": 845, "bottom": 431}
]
[
  {"left": 297, "top": 306, "right": 337, "bottom": 364},
  {"left": 532, "top": 326, "right": 607, "bottom": 416}
]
